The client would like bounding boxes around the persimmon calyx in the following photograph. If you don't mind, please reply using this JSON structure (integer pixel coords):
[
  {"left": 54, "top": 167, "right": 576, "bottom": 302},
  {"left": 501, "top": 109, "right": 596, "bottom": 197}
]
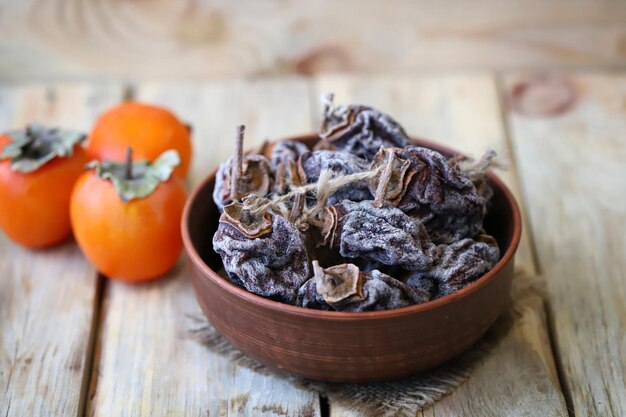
[
  {"left": 313, "top": 261, "right": 364, "bottom": 304},
  {"left": 86, "top": 149, "right": 181, "bottom": 202},
  {"left": 368, "top": 147, "right": 413, "bottom": 205},
  {"left": 220, "top": 200, "right": 274, "bottom": 239},
  {"left": 0, "top": 123, "right": 86, "bottom": 173}
]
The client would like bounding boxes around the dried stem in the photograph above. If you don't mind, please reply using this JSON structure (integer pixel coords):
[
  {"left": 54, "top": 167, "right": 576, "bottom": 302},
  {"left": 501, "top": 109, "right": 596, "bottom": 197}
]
[
  {"left": 456, "top": 149, "right": 501, "bottom": 182},
  {"left": 230, "top": 125, "right": 245, "bottom": 199},
  {"left": 374, "top": 151, "right": 395, "bottom": 207},
  {"left": 322, "top": 93, "right": 334, "bottom": 115},
  {"left": 250, "top": 165, "right": 383, "bottom": 215},
  {"left": 125, "top": 147, "right": 133, "bottom": 180},
  {"left": 320, "top": 93, "right": 335, "bottom": 131},
  {"left": 26, "top": 124, "right": 46, "bottom": 155},
  {"left": 312, "top": 260, "right": 323, "bottom": 278},
  {"left": 311, "top": 170, "right": 333, "bottom": 216},
  {"left": 275, "top": 162, "right": 286, "bottom": 191},
  {"left": 289, "top": 193, "right": 305, "bottom": 223}
]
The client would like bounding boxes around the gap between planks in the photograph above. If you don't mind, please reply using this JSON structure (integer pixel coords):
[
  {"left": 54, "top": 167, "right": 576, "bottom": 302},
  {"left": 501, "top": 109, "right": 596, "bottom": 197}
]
[
  {"left": 86, "top": 78, "right": 323, "bottom": 417},
  {"left": 0, "top": 83, "right": 123, "bottom": 417},
  {"left": 493, "top": 73, "right": 543, "bottom": 275},
  {"left": 495, "top": 72, "right": 576, "bottom": 417},
  {"left": 77, "top": 275, "right": 105, "bottom": 417},
  {"left": 502, "top": 72, "right": 626, "bottom": 417},
  {"left": 78, "top": 82, "right": 135, "bottom": 417},
  {"left": 81, "top": 83, "right": 136, "bottom": 417}
]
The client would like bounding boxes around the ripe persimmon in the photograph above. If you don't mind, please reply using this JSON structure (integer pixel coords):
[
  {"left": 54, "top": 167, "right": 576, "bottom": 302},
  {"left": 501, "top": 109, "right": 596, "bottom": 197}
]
[
  {"left": 86, "top": 102, "right": 192, "bottom": 178},
  {"left": 70, "top": 149, "right": 187, "bottom": 282},
  {"left": 0, "top": 124, "right": 88, "bottom": 248}
]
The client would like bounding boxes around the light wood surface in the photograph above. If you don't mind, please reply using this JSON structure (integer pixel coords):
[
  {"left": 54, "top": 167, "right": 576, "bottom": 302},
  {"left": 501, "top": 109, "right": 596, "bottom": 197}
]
[
  {"left": 315, "top": 74, "right": 567, "bottom": 417},
  {"left": 1, "top": 1, "right": 626, "bottom": 81},
  {"left": 505, "top": 72, "right": 626, "bottom": 417},
  {"left": 86, "top": 79, "right": 322, "bottom": 417},
  {"left": 0, "top": 84, "right": 121, "bottom": 417}
]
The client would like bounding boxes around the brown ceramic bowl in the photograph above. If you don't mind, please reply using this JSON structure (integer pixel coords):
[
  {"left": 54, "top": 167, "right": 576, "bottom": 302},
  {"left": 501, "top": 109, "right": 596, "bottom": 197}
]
[{"left": 183, "top": 135, "right": 521, "bottom": 383}]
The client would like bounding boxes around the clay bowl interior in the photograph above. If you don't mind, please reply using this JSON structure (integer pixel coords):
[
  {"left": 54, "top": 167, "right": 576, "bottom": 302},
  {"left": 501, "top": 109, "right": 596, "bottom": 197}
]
[{"left": 182, "top": 135, "right": 521, "bottom": 383}]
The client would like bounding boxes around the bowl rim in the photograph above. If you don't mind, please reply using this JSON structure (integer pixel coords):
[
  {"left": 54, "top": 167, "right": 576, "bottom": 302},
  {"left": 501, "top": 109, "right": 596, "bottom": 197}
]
[{"left": 182, "top": 134, "right": 522, "bottom": 321}]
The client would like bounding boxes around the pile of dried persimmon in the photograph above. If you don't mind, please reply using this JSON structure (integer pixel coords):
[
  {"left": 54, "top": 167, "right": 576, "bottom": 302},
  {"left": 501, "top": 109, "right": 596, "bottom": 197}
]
[{"left": 212, "top": 95, "right": 501, "bottom": 312}]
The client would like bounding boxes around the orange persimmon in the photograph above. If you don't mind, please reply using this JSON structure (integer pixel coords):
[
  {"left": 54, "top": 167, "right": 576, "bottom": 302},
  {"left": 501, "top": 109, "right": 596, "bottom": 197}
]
[
  {"left": 0, "top": 125, "right": 88, "bottom": 249},
  {"left": 70, "top": 149, "right": 187, "bottom": 282},
  {"left": 86, "top": 102, "right": 192, "bottom": 178}
]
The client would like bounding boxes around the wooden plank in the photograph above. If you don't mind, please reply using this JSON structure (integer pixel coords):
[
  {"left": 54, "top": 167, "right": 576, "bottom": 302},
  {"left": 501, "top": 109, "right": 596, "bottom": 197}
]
[
  {"left": 504, "top": 72, "right": 626, "bottom": 416},
  {"left": 1, "top": 1, "right": 626, "bottom": 80},
  {"left": 87, "top": 78, "right": 321, "bottom": 417},
  {"left": 0, "top": 84, "right": 122, "bottom": 417},
  {"left": 430, "top": 277, "right": 568, "bottom": 417},
  {"left": 314, "top": 74, "right": 567, "bottom": 416}
]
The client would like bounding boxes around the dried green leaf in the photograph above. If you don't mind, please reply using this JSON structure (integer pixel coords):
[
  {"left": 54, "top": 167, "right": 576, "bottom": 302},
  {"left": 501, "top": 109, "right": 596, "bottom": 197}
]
[
  {"left": 87, "top": 150, "right": 180, "bottom": 202},
  {"left": 0, "top": 123, "right": 85, "bottom": 173}
]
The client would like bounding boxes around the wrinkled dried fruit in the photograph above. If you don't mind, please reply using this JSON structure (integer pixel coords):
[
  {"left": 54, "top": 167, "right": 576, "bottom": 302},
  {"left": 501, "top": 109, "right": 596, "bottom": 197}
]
[
  {"left": 297, "top": 262, "right": 429, "bottom": 311},
  {"left": 299, "top": 150, "right": 372, "bottom": 204},
  {"left": 265, "top": 140, "right": 310, "bottom": 167},
  {"left": 448, "top": 149, "right": 497, "bottom": 204},
  {"left": 213, "top": 207, "right": 310, "bottom": 304},
  {"left": 260, "top": 140, "right": 310, "bottom": 195},
  {"left": 318, "top": 97, "right": 409, "bottom": 160},
  {"left": 413, "top": 236, "right": 500, "bottom": 297},
  {"left": 326, "top": 200, "right": 437, "bottom": 271},
  {"left": 296, "top": 277, "right": 333, "bottom": 311},
  {"left": 213, "top": 154, "right": 273, "bottom": 211},
  {"left": 369, "top": 146, "right": 486, "bottom": 244},
  {"left": 403, "top": 272, "right": 437, "bottom": 300},
  {"left": 273, "top": 159, "right": 307, "bottom": 195}
]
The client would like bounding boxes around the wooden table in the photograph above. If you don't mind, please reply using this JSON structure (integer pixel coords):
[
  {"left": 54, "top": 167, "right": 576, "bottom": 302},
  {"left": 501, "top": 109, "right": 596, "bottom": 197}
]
[{"left": 1, "top": 72, "right": 624, "bottom": 417}]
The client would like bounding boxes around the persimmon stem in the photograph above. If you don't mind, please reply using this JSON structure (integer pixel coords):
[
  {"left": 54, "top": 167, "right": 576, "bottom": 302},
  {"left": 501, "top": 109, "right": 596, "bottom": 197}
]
[
  {"left": 320, "top": 93, "right": 334, "bottom": 131},
  {"left": 289, "top": 193, "right": 305, "bottom": 222},
  {"left": 26, "top": 124, "right": 45, "bottom": 156},
  {"left": 125, "top": 147, "right": 133, "bottom": 180},
  {"left": 374, "top": 151, "right": 395, "bottom": 207},
  {"left": 230, "top": 125, "right": 245, "bottom": 200}
]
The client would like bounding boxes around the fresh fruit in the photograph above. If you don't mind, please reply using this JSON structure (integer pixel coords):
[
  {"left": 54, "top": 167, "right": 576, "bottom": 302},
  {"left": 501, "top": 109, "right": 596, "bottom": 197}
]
[
  {"left": 86, "top": 102, "right": 192, "bottom": 178},
  {"left": 70, "top": 149, "right": 187, "bottom": 282},
  {"left": 0, "top": 124, "right": 88, "bottom": 248}
]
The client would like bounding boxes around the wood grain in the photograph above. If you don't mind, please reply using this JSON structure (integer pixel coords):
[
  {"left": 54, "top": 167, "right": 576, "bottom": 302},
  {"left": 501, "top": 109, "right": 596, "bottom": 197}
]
[
  {"left": 314, "top": 74, "right": 567, "bottom": 416},
  {"left": 0, "top": 84, "right": 122, "bottom": 417},
  {"left": 504, "top": 72, "right": 626, "bottom": 416},
  {"left": 87, "top": 79, "right": 321, "bottom": 417},
  {"left": 1, "top": 1, "right": 626, "bottom": 80}
]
